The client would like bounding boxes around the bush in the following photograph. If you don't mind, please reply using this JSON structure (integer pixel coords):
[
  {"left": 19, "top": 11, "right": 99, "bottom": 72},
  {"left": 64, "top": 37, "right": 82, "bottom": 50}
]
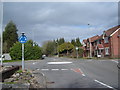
[{"left": 10, "top": 40, "right": 42, "bottom": 60}]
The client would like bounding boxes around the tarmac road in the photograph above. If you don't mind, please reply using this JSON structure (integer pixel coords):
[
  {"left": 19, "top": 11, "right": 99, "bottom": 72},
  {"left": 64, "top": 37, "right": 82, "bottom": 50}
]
[{"left": 4, "top": 57, "right": 119, "bottom": 89}]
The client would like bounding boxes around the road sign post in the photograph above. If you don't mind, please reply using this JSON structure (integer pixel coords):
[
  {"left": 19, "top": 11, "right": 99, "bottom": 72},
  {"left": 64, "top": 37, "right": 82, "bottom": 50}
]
[
  {"left": 19, "top": 32, "right": 27, "bottom": 71},
  {"left": 22, "top": 43, "right": 24, "bottom": 70}
]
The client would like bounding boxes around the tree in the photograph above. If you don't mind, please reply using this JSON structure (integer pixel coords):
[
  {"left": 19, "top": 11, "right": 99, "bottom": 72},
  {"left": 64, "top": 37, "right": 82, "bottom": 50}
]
[
  {"left": 57, "top": 38, "right": 65, "bottom": 45},
  {"left": 75, "top": 38, "right": 82, "bottom": 47},
  {"left": 10, "top": 40, "right": 42, "bottom": 60},
  {"left": 3, "top": 21, "right": 18, "bottom": 53},
  {"left": 42, "top": 41, "right": 56, "bottom": 56},
  {"left": 58, "top": 42, "right": 74, "bottom": 55},
  {"left": 71, "top": 39, "right": 76, "bottom": 46},
  {"left": 78, "top": 48, "right": 84, "bottom": 58}
]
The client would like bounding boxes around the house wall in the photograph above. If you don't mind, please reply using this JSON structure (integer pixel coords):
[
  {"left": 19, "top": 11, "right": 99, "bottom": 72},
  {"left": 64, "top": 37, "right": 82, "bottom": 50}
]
[
  {"left": 111, "top": 31, "right": 119, "bottom": 58},
  {"left": 119, "top": 30, "right": 120, "bottom": 58},
  {"left": 101, "top": 38, "right": 111, "bottom": 57}
]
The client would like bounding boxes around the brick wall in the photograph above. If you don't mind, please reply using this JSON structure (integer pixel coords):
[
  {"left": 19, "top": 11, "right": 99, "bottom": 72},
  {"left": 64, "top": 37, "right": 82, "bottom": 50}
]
[{"left": 111, "top": 31, "right": 119, "bottom": 58}]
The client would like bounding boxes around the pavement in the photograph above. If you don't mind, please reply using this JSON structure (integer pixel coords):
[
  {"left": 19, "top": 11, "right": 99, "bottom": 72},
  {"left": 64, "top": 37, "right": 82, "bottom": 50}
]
[{"left": 3, "top": 57, "right": 119, "bottom": 89}]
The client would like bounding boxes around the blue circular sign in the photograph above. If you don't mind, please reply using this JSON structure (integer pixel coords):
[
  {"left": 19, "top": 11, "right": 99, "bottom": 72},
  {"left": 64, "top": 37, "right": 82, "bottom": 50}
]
[{"left": 19, "top": 35, "right": 27, "bottom": 43}]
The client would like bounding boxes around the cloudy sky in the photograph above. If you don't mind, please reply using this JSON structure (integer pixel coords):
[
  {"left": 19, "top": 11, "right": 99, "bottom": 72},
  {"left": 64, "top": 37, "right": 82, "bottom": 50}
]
[{"left": 2, "top": 2, "right": 118, "bottom": 46}]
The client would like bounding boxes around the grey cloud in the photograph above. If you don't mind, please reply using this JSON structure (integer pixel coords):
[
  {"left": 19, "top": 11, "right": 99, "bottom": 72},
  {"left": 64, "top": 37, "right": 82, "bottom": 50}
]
[{"left": 3, "top": 2, "right": 118, "bottom": 46}]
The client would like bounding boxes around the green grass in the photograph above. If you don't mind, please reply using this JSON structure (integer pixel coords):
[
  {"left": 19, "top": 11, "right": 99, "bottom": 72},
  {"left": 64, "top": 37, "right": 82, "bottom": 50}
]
[
  {"left": 3, "top": 60, "right": 21, "bottom": 62},
  {"left": 16, "top": 69, "right": 23, "bottom": 73},
  {"left": 4, "top": 82, "right": 17, "bottom": 84}
]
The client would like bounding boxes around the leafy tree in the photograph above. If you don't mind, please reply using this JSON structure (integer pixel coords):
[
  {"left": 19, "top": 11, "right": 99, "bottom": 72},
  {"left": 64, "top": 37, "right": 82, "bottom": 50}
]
[
  {"left": 56, "top": 38, "right": 65, "bottom": 45},
  {"left": 58, "top": 42, "right": 74, "bottom": 55},
  {"left": 10, "top": 40, "right": 42, "bottom": 60},
  {"left": 42, "top": 41, "right": 56, "bottom": 56},
  {"left": 75, "top": 38, "right": 82, "bottom": 47},
  {"left": 3, "top": 21, "right": 18, "bottom": 53},
  {"left": 71, "top": 39, "right": 76, "bottom": 46},
  {"left": 78, "top": 48, "right": 84, "bottom": 58},
  {"left": 58, "top": 38, "right": 65, "bottom": 45}
]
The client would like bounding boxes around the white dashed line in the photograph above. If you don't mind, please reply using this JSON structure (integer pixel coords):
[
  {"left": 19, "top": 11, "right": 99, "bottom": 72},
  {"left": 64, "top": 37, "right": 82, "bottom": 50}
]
[
  {"left": 111, "top": 60, "right": 118, "bottom": 64},
  {"left": 94, "top": 80, "right": 114, "bottom": 89},
  {"left": 33, "top": 62, "right": 35, "bottom": 64},
  {"left": 41, "top": 69, "right": 49, "bottom": 71},
  {"left": 61, "top": 69, "right": 68, "bottom": 71},
  {"left": 51, "top": 69, "right": 59, "bottom": 71}
]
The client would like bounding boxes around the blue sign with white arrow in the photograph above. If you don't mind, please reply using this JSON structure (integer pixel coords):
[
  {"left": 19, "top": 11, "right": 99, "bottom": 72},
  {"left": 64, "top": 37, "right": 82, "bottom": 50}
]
[{"left": 19, "top": 35, "right": 27, "bottom": 43}]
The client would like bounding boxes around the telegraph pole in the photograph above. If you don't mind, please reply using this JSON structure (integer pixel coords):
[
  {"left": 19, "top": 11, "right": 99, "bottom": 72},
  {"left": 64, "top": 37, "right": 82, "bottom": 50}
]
[{"left": 0, "top": 2, "right": 3, "bottom": 66}]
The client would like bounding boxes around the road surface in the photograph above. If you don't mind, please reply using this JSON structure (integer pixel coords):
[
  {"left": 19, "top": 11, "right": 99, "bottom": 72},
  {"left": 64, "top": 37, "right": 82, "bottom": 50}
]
[{"left": 4, "top": 57, "right": 119, "bottom": 89}]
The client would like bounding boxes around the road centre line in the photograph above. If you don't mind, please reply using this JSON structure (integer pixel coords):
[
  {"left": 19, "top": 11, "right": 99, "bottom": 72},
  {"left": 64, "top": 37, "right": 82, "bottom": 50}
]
[
  {"left": 94, "top": 79, "right": 115, "bottom": 89},
  {"left": 41, "top": 68, "right": 69, "bottom": 71},
  {"left": 61, "top": 69, "right": 68, "bottom": 70},
  {"left": 51, "top": 69, "right": 59, "bottom": 71},
  {"left": 33, "top": 62, "right": 36, "bottom": 64},
  {"left": 41, "top": 69, "right": 49, "bottom": 71}
]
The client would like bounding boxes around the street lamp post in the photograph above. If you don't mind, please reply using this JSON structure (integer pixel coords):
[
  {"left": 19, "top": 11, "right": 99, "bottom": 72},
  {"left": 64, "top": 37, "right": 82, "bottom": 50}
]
[
  {"left": 76, "top": 47, "right": 79, "bottom": 59},
  {"left": 0, "top": 2, "right": 3, "bottom": 66}
]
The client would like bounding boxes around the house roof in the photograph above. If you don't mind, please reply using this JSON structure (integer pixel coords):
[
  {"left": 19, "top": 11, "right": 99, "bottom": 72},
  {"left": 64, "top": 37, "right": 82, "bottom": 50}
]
[
  {"left": 83, "top": 39, "right": 87, "bottom": 43},
  {"left": 104, "top": 25, "right": 120, "bottom": 36},
  {"left": 95, "top": 35, "right": 103, "bottom": 41},
  {"left": 89, "top": 35, "right": 100, "bottom": 42}
]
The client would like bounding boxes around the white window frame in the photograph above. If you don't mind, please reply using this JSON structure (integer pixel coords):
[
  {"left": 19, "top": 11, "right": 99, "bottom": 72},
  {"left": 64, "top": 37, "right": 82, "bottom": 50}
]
[
  {"left": 104, "top": 37, "right": 109, "bottom": 43},
  {"left": 105, "top": 47, "right": 109, "bottom": 55}
]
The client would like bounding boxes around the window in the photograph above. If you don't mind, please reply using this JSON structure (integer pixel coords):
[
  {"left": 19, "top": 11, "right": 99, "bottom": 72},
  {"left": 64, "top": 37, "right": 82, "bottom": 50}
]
[
  {"left": 97, "top": 40, "right": 99, "bottom": 44},
  {"left": 105, "top": 47, "right": 109, "bottom": 55},
  {"left": 104, "top": 37, "right": 109, "bottom": 43}
]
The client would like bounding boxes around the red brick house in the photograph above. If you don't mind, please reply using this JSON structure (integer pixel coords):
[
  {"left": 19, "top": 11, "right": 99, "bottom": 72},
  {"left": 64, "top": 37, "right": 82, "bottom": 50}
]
[
  {"left": 82, "top": 35, "right": 100, "bottom": 58},
  {"left": 82, "top": 25, "right": 120, "bottom": 58}
]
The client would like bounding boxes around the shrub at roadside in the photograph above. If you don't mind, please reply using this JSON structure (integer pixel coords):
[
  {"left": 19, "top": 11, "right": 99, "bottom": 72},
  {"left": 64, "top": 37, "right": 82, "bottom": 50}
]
[{"left": 10, "top": 40, "right": 42, "bottom": 60}]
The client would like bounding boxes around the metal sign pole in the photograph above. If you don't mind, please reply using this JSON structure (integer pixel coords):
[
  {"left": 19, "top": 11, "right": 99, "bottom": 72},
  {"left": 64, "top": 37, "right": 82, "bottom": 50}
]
[
  {"left": 22, "top": 43, "right": 24, "bottom": 70},
  {"left": 19, "top": 32, "right": 27, "bottom": 71}
]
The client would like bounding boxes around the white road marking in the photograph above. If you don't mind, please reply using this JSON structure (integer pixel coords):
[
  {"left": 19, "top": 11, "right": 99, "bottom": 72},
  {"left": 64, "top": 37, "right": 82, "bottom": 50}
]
[
  {"left": 51, "top": 69, "right": 59, "bottom": 71},
  {"left": 33, "top": 62, "right": 36, "bottom": 64},
  {"left": 94, "top": 80, "right": 114, "bottom": 89},
  {"left": 111, "top": 60, "right": 118, "bottom": 64},
  {"left": 47, "top": 62, "right": 72, "bottom": 64},
  {"left": 82, "top": 74, "right": 86, "bottom": 76},
  {"left": 99, "top": 60, "right": 107, "bottom": 61},
  {"left": 61, "top": 69, "right": 68, "bottom": 71},
  {"left": 41, "top": 69, "right": 49, "bottom": 71},
  {"left": 41, "top": 72, "right": 45, "bottom": 76},
  {"left": 79, "top": 68, "right": 86, "bottom": 77},
  {"left": 37, "top": 68, "right": 39, "bottom": 70}
]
